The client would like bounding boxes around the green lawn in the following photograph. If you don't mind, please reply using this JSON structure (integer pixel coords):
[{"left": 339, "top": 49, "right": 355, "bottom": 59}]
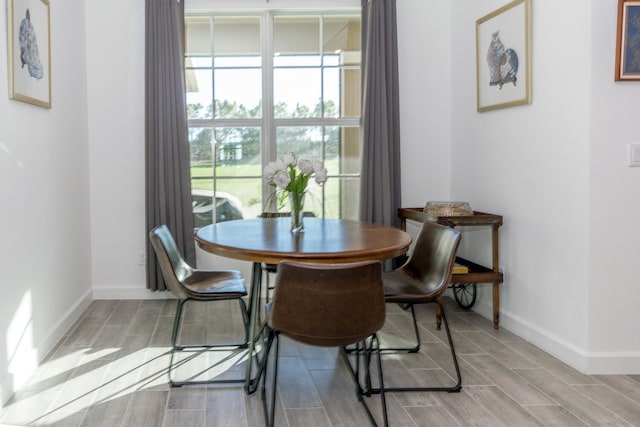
[{"left": 190, "top": 161, "right": 344, "bottom": 219}]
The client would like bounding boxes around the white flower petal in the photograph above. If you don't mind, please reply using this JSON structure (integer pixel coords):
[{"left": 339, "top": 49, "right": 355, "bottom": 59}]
[
  {"left": 283, "top": 152, "right": 296, "bottom": 167},
  {"left": 264, "top": 163, "right": 277, "bottom": 179},
  {"left": 298, "top": 159, "right": 313, "bottom": 175},
  {"left": 275, "top": 159, "right": 287, "bottom": 170},
  {"left": 314, "top": 168, "right": 328, "bottom": 184},
  {"left": 273, "top": 170, "right": 291, "bottom": 189}
]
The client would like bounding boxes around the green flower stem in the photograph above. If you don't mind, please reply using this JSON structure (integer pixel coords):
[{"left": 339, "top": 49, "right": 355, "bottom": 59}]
[{"left": 289, "top": 191, "right": 306, "bottom": 231}]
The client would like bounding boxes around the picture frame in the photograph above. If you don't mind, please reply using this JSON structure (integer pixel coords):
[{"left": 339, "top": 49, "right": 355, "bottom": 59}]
[
  {"left": 7, "top": 0, "right": 51, "bottom": 108},
  {"left": 615, "top": 0, "right": 640, "bottom": 81},
  {"left": 476, "top": 0, "right": 532, "bottom": 112}
]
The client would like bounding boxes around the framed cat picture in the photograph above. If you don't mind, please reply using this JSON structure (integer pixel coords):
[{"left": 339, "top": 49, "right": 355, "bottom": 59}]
[
  {"left": 7, "top": 0, "right": 51, "bottom": 108},
  {"left": 476, "top": 0, "right": 532, "bottom": 112},
  {"left": 615, "top": 0, "right": 640, "bottom": 81}
]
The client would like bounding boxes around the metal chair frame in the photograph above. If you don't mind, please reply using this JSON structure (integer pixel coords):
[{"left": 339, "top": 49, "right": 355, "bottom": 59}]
[
  {"left": 260, "top": 329, "right": 388, "bottom": 427},
  {"left": 149, "top": 225, "right": 250, "bottom": 388},
  {"left": 374, "top": 221, "right": 463, "bottom": 394},
  {"left": 167, "top": 297, "right": 249, "bottom": 387}
]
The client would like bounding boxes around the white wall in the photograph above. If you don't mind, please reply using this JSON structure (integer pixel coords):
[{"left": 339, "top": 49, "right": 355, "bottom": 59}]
[
  {"left": 587, "top": 0, "right": 640, "bottom": 372},
  {"left": 0, "top": 0, "right": 92, "bottom": 406},
  {"left": 397, "top": 0, "right": 453, "bottom": 208},
  {"left": 448, "top": 0, "right": 592, "bottom": 370},
  {"left": 85, "top": 0, "right": 151, "bottom": 299},
  {"left": 395, "top": 0, "right": 639, "bottom": 373}
]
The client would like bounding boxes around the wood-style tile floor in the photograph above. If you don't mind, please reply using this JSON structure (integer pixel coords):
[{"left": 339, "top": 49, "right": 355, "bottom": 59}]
[{"left": 1, "top": 297, "right": 639, "bottom": 426}]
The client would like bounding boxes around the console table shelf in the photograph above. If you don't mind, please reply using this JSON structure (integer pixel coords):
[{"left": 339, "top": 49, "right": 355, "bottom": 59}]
[{"left": 398, "top": 207, "right": 504, "bottom": 329}]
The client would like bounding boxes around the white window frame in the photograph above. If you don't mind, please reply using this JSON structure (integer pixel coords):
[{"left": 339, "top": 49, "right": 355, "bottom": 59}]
[{"left": 186, "top": 8, "right": 361, "bottom": 221}]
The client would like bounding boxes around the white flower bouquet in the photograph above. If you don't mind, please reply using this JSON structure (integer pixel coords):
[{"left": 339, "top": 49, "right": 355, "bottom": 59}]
[{"left": 264, "top": 153, "right": 328, "bottom": 232}]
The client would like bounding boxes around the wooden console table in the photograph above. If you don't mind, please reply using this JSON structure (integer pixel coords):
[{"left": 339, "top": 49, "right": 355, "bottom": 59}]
[{"left": 398, "top": 207, "right": 504, "bottom": 329}]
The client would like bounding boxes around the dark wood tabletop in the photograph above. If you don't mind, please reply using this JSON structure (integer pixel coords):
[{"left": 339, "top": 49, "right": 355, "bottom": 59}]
[{"left": 195, "top": 217, "right": 412, "bottom": 265}]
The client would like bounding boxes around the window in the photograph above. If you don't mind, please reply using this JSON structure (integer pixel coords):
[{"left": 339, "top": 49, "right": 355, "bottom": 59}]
[{"left": 185, "top": 11, "right": 361, "bottom": 226}]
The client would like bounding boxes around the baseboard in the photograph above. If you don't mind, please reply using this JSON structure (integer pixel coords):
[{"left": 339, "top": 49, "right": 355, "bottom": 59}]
[
  {"left": 37, "top": 288, "right": 94, "bottom": 360},
  {"left": 1, "top": 289, "right": 93, "bottom": 408},
  {"left": 583, "top": 351, "right": 640, "bottom": 374},
  {"left": 92, "top": 287, "right": 174, "bottom": 300},
  {"left": 472, "top": 298, "right": 640, "bottom": 375}
]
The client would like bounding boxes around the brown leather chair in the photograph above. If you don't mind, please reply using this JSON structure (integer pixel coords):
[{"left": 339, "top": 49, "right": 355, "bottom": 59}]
[
  {"left": 380, "top": 220, "right": 463, "bottom": 393},
  {"left": 259, "top": 261, "right": 389, "bottom": 427},
  {"left": 149, "top": 225, "right": 249, "bottom": 387}
]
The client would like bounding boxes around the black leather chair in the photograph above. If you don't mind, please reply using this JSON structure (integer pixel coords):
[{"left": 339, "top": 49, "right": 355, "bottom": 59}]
[
  {"left": 259, "top": 261, "right": 389, "bottom": 426},
  {"left": 149, "top": 225, "right": 249, "bottom": 387},
  {"left": 379, "top": 220, "right": 463, "bottom": 393}
]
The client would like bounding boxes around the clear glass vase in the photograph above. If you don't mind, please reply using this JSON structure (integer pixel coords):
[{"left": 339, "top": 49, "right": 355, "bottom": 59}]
[{"left": 289, "top": 191, "right": 306, "bottom": 234}]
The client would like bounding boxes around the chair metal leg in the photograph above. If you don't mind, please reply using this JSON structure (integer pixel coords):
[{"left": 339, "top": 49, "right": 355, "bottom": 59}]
[
  {"left": 372, "top": 302, "right": 461, "bottom": 394},
  {"left": 260, "top": 328, "right": 279, "bottom": 427},
  {"left": 372, "top": 335, "right": 389, "bottom": 426},
  {"left": 378, "top": 304, "right": 421, "bottom": 353},
  {"left": 438, "top": 302, "right": 462, "bottom": 392},
  {"left": 168, "top": 298, "right": 249, "bottom": 387},
  {"left": 264, "top": 265, "right": 271, "bottom": 305},
  {"left": 168, "top": 299, "right": 186, "bottom": 386},
  {"left": 340, "top": 335, "right": 389, "bottom": 427},
  {"left": 346, "top": 305, "right": 421, "bottom": 355},
  {"left": 238, "top": 298, "right": 249, "bottom": 343}
]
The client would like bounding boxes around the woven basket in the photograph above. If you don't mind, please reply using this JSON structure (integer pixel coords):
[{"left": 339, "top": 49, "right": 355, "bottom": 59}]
[{"left": 423, "top": 201, "right": 473, "bottom": 217}]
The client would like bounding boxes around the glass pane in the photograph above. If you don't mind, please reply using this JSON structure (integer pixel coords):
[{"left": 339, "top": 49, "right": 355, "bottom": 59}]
[
  {"left": 192, "top": 183, "right": 250, "bottom": 227},
  {"left": 192, "top": 189, "right": 245, "bottom": 227},
  {"left": 274, "top": 55, "right": 321, "bottom": 67},
  {"left": 274, "top": 68, "right": 321, "bottom": 118},
  {"left": 186, "top": 17, "right": 212, "bottom": 57},
  {"left": 214, "top": 56, "right": 261, "bottom": 67},
  {"left": 213, "top": 127, "right": 261, "bottom": 174},
  {"left": 274, "top": 16, "right": 320, "bottom": 64},
  {"left": 321, "top": 68, "right": 361, "bottom": 119},
  {"left": 186, "top": 68, "right": 213, "bottom": 119},
  {"left": 323, "top": 55, "right": 340, "bottom": 66},
  {"left": 214, "top": 69, "right": 262, "bottom": 118},
  {"left": 341, "top": 68, "right": 361, "bottom": 117},
  {"left": 275, "top": 126, "right": 323, "bottom": 161},
  {"left": 323, "top": 16, "right": 361, "bottom": 66},
  {"left": 323, "top": 126, "right": 361, "bottom": 176},
  {"left": 187, "top": 56, "right": 212, "bottom": 68},
  {"left": 213, "top": 17, "right": 261, "bottom": 58},
  {"left": 323, "top": 68, "right": 339, "bottom": 118},
  {"left": 189, "top": 127, "right": 214, "bottom": 168},
  {"left": 300, "top": 179, "right": 324, "bottom": 217},
  {"left": 340, "top": 127, "right": 361, "bottom": 174},
  {"left": 338, "top": 177, "right": 361, "bottom": 220},
  {"left": 216, "top": 178, "right": 263, "bottom": 221}
]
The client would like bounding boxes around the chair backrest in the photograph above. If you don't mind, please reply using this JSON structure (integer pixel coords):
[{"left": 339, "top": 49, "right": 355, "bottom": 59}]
[
  {"left": 270, "top": 261, "right": 385, "bottom": 347},
  {"left": 149, "top": 225, "right": 193, "bottom": 299},
  {"left": 403, "top": 221, "right": 462, "bottom": 299}
]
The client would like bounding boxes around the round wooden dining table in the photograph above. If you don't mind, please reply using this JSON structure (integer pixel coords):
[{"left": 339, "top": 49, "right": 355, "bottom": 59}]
[
  {"left": 194, "top": 217, "right": 412, "bottom": 393},
  {"left": 195, "top": 217, "right": 411, "bottom": 264}
]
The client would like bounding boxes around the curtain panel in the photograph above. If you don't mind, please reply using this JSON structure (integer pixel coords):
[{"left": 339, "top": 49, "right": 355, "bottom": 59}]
[
  {"left": 360, "top": 0, "right": 402, "bottom": 228},
  {"left": 145, "top": 0, "right": 195, "bottom": 291}
]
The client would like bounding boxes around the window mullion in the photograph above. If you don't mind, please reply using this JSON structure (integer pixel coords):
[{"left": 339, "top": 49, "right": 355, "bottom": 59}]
[{"left": 262, "top": 12, "right": 275, "bottom": 208}]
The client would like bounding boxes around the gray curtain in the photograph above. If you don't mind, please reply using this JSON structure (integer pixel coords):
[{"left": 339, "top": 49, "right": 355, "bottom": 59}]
[
  {"left": 360, "top": 0, "right": 402, "bottom": 228},
  {"left": 145, "top": 0, "right": 195, "bottom": 291}
]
